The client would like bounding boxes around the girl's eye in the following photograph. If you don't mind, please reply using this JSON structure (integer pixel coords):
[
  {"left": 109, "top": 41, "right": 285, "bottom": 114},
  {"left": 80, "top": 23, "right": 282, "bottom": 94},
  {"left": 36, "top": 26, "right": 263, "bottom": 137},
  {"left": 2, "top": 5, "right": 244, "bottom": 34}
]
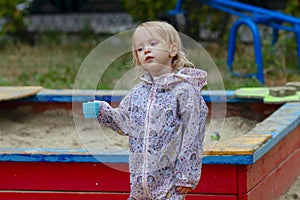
[
  {"left": 137, "top": 47, "right": 143, "bottom": 52},
  {"left": 150, "top": 41, "right": 157, "bottom": 46}
]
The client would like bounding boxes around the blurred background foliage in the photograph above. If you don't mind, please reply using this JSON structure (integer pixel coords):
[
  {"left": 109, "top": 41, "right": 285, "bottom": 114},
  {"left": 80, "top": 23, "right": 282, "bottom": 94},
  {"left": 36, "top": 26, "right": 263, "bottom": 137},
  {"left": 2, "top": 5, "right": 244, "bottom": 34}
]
[
  {"left": 121, "top": 0, "right": 299, "bottom": 42},
  {"left": 0, "top": 0, "right": 31, "bottom": 47},
  {"left": 0, "top": 0, "right": 299, "bottom": 89},
  {"left": 1, "top": 0, "right": 299, "bottom": 45}
]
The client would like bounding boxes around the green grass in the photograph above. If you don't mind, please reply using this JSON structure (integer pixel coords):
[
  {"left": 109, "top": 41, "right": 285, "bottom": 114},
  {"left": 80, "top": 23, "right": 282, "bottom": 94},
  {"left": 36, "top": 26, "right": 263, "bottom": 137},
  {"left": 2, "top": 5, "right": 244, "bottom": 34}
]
[{"left": 0, "top": 33, "right": 298, "bottom": 90}]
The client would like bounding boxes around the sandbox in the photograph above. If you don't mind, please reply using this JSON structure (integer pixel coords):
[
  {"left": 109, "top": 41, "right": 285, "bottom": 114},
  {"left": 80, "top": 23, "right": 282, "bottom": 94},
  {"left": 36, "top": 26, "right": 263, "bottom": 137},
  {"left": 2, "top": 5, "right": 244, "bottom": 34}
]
[{"left": 0, "top": 89, "right": 299, "bottom": 200}]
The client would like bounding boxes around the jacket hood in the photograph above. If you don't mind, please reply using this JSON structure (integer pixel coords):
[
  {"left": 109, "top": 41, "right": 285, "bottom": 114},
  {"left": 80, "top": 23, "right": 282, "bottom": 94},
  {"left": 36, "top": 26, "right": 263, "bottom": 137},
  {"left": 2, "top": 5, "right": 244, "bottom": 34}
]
[{"left": 140, "top": 67, "right": 207, "bottom": 89}]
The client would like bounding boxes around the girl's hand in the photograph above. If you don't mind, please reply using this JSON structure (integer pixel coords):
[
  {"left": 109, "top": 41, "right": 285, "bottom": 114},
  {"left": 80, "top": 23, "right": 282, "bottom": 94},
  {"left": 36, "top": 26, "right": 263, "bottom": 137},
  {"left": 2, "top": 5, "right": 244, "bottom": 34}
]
[
  {"left": 82, "top": 101, "right": 100, "bottom": 118},
  {"left": 176, "top": 186, "right": 192, "bottom": 194}
]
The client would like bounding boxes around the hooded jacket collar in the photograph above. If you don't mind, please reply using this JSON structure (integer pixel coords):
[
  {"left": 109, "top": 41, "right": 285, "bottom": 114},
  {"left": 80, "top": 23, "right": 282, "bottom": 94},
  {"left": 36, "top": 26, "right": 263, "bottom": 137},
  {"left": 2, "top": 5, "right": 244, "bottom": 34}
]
[{"left": 140, "top": 67, "right": 207, "bottom": 89}]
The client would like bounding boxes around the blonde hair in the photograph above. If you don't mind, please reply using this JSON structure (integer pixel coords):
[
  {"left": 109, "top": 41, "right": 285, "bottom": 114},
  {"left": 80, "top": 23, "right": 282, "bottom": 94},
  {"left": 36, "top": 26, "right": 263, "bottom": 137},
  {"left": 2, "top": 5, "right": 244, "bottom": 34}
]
[{"left": 131, "top": 21, "right": 194, "bottom": 72}]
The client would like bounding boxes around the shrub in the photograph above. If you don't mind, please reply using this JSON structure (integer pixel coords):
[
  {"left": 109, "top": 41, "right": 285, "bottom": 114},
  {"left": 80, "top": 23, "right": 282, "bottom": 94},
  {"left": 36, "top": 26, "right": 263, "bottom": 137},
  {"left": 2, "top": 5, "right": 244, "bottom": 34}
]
[{"left": 0, "top": 0, "right": 30, "bottom": 47}]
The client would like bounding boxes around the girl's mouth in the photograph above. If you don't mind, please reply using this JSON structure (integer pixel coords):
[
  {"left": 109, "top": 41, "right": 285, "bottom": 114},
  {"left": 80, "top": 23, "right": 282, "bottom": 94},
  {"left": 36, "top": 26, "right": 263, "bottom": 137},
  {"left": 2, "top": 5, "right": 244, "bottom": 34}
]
[{"left": 145, "top": 56, "right": 154, "bottom": 62}]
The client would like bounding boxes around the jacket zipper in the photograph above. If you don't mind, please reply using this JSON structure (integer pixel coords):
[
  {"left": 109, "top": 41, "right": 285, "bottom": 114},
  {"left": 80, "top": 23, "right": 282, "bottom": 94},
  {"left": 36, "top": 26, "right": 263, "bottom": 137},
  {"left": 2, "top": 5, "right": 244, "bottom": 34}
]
[{"left": 143, "top": 85, "right": 156, "bottom": 198}]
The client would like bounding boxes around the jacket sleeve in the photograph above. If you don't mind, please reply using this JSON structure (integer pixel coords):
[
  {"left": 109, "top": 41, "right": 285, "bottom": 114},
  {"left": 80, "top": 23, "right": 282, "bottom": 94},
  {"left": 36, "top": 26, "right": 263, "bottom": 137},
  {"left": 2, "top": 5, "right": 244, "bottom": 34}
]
[
  {"left": 174, "top": 85, "right": 208, "bottom": 189},
  {"left": 97, "top": 91, "right": 133, "bottom": 136}
]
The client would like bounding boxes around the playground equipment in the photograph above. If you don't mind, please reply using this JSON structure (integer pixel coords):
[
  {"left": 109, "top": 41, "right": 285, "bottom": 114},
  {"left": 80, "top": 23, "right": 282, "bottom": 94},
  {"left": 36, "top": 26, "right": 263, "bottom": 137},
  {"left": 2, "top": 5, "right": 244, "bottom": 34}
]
[
  {"left": 168, "top": 0, "right": 300, "bottom": 84},
  {"left": 0, "top": 88, "right": 299, "bottom": 199}
]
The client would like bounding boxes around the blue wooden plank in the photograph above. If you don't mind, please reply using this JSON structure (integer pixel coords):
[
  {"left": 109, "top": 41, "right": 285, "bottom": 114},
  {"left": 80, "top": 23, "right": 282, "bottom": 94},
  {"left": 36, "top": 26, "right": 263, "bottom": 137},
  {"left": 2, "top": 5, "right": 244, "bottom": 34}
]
[
  {"left": 0, "top": 147, "right": 254, "bottom": 164},
  {"left": 0, "top": 152, "right": 129, "bottom": 163},
  {"left": 0, "top": 147, "right": 129, "bottom": 163},
  {"left": 202, "top": 90, "right": 262, "bottom": 103},
  {"left": 202, "top": 155, "right": 253, "bottom": 165},
  {"left": 0, "top": 153, "right": 254, "bottom": 165},
  {"left": 253, "top": 103, "right": 300, "bottom": 162},
  {"left": 15, "top": 89, "right": 262, "bottom": 103}
]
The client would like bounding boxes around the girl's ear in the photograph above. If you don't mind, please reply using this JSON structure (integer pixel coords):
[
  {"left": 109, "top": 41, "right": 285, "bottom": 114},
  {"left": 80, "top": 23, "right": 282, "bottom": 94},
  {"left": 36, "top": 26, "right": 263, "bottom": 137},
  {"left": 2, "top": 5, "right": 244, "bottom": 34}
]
[{"left": 169, "top": 43, "right": 178, "bottom": 57}]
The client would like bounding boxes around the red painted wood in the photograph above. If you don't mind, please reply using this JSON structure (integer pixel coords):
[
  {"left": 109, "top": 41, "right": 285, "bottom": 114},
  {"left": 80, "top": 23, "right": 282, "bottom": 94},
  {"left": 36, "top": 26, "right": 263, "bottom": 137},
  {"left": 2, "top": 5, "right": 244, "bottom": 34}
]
[
  {"left": 187, "top": 194, "right": 237, "bottom": 200},
  {"left": 0, "top": 162, "right": 238, "bottom": 195},
  {"left": 237, "top": 166, "right": 247, "bottom": 200},
  {"left": 193, "top": 164, "right": 238, "bottom": 194},
  {"left": 223, "top": 102, "right": 280, "bottom": 121},
  {"left": 236, "top": 125, "right": 300, "bottom": 200},
  {"left": 0, "top": 191, "right": 237, "bottom": 200},
  {"left": 247, "top": 103, "right": 280, "bottom": 119},
  {"left": 0, "top": 162, "right": 130, "bottom": 192},
  {"left": 0, "top": 102, "right": 72, "bottom": 112},
  {"left": 247, "top": 125, "right": 300, "bottom": 190},
  {"left": 0, "top": 191, "right": 129, "bottom": 200},
  {"left": 246, "top": 147, "right": 300, "bottom": 200}
]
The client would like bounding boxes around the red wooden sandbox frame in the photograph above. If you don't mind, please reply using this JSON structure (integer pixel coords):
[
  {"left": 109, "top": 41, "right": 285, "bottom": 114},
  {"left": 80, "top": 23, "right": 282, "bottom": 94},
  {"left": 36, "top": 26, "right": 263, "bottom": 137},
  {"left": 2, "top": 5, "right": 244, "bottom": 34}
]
[{"left": 0, "top": 90, "right": 299, "bottom": 200}]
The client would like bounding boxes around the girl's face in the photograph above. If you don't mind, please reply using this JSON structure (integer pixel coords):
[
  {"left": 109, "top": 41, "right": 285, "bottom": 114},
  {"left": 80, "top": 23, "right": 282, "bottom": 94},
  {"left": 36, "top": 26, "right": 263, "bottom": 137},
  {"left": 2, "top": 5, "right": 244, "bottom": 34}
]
[{"left": 133, "top": 28, "right": 177, "bottom": 77}]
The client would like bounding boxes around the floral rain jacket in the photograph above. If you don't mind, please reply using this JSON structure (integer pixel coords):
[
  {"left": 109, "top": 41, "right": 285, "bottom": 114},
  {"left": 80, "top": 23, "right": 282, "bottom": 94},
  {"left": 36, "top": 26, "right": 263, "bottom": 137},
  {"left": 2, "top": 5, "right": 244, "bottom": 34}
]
[{"left": 98, "top": 67, "right": 208, "bottom": 199}]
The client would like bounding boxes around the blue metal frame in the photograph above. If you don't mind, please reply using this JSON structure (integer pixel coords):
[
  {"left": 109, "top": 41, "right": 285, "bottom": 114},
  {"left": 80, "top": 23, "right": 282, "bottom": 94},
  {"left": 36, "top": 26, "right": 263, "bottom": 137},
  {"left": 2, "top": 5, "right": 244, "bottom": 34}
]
[
  {"left": 169, "top": 0, "right": 300, "bottom": 84},
  {"left": 227, "top": 18, "right": 264, "bottom": 82}
]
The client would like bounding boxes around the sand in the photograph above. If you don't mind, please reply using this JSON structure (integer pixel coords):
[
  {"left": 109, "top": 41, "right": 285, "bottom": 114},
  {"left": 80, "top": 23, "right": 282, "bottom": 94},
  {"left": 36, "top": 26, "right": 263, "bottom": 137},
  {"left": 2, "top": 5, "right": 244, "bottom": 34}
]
[{"left": 0, "top": 108, "right": 257, "bottom": 149}]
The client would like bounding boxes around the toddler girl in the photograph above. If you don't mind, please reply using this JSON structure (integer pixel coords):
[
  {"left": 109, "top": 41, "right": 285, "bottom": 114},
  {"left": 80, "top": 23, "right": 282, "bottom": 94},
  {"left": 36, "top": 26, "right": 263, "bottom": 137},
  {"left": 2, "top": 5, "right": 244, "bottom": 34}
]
[{"left": 83, "top": 21, "right": 208, "bottom": 200}]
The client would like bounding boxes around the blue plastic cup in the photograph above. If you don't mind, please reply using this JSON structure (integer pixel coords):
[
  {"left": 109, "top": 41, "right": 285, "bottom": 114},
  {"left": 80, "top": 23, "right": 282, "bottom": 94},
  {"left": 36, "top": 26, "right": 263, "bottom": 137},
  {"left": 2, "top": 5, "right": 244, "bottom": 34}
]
[{"left": 82, "top": 101, "right": 100, "bottom": 118}]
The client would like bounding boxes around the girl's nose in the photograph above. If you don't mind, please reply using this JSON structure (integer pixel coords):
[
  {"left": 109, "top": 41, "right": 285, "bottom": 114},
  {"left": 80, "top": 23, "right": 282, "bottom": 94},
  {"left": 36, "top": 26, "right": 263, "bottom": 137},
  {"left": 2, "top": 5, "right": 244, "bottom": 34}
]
[{"left": 144, "top": 46, "right": 151, "bottom": 54}]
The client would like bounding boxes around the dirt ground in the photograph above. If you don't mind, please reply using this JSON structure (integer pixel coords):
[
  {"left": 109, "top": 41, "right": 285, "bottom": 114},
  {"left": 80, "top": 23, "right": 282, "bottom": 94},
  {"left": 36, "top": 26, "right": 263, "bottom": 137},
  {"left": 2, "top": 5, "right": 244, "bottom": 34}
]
[{"left": 0, "top": 108, "right": 299, "bottom": 199}]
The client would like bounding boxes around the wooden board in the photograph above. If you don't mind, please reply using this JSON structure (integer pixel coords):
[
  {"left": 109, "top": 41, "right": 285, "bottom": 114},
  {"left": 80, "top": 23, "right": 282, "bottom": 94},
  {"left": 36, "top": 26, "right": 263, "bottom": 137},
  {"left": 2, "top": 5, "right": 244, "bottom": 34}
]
[
  {"left": 0, "top": 86, "right": 43, "bottom": 101},
  {"left": 235, "top": 87, "right": 300, "bottom": 103},
  {"left": 195, "top": 164, "right": 237, "bottom": 194},
  {"left": 247, "top": 125, "right": 300, "bottom": 189},
  {"left": 0, "top": 191, "right": 236, "bottom": 200},
  {"left": 0, "top": 161, "right": 238, "bottom": 199},
  {"left": 0, "top": 192, "right": 129, "bottom": 200},
  {"left": 246, "top": 149, "right": 300, "bottom": 200},
  {"left": 264, "top": 91, "right": 300, "bottom": 103},
  {"left": 0, "top": 162, "right": 238, "bottom": 195},
  {"left": 235, "top": 87, "right": 269, "bottom": 99},
  {"left": 204, "top": 134, "right": 272, "bottom": 155},
  {"left": 236, "top": 125, "right": 300, "bottom": 200},
  {"left": 0, "top": 162, "right": 130, "bottom": 192}
]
